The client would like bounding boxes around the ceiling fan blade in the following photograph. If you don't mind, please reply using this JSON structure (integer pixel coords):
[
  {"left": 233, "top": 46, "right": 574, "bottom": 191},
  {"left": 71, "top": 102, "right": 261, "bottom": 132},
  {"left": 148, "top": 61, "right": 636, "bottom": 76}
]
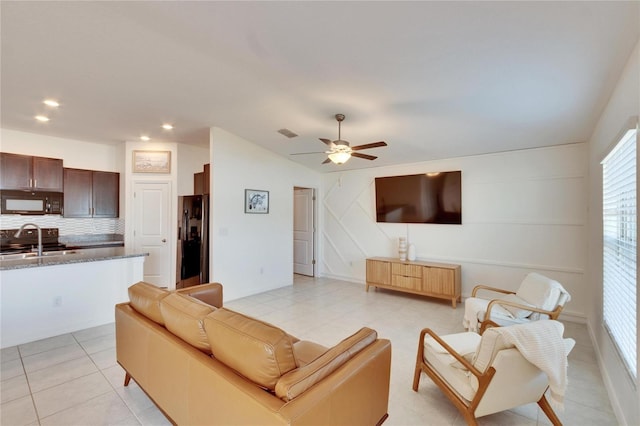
[
  {"left": 319, "top": 138, "right": 334, "bottom": 146},
  {"left": 351, "top": 141, "right": 387, "bottom": 151},
  {"left": 321, "top": 158, "right": 332, "bottom": 164},
  {"left": 351, "top": 152, "right": 377, "bottom": 161},
  {"left": 290, "top": 151, "right": 325, "bottom": 155}
]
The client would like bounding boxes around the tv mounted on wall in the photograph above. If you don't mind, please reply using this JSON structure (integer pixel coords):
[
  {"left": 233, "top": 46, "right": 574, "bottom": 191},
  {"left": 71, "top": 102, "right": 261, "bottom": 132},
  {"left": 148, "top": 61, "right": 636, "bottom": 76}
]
[{"left": 375, "top": 171, "right": 462, "bottom": 224}]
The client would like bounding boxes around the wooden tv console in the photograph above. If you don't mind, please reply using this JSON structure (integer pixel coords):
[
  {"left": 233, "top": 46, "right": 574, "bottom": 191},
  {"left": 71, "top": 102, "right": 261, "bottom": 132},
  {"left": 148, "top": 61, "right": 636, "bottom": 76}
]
[{"left": 366, "top": 257, "right": 461, "bottom": 308}]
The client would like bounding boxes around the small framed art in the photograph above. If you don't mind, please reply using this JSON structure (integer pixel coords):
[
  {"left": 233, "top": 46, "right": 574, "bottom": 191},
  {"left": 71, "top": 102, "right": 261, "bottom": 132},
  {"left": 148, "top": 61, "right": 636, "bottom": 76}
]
[{"left": 245, "top": 189, "right": 269, "bottom": 214}]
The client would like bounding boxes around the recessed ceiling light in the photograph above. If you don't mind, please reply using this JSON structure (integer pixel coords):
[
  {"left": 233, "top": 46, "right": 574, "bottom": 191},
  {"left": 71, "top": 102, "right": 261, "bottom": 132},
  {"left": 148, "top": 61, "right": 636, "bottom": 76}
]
[
  {"left": 43, "top": 99, "right": 60, "bottom": 107},
  {"left": 35, "top": 115, "right": 50, "bottom": 122},
  {"left": 162, "top": 124, "right": 173, "bottom": 130},
  {"left": 140, "top": 136, "right": 150, "bottom": 141}
]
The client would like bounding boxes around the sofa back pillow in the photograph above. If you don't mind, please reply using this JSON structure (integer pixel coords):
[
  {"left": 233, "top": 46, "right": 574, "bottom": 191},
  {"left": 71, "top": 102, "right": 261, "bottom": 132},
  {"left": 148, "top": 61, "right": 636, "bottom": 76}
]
[
  {"left": 160, "top": 293, "right": 215, "bottom": 353},
  {"left": 175, "top": 283, "right": 223, "bottom": 308},
  {"left": 203, "top": 308, "right": 296, "bottom": 390},
  {"left": 128, "top": 281, "right": 170, "bottom": 325},
  {"left": 275, "top": 327, "right": 377, "bottom": 402}
]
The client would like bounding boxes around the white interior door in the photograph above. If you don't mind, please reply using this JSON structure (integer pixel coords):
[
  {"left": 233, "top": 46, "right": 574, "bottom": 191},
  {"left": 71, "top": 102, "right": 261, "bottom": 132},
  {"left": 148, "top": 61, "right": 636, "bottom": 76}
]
[
  {"left": 293, "top": 187, "right": 314, "bottom": 276},
  {"left": 133, "top": 181, "right": 172, "bottom": 287}
]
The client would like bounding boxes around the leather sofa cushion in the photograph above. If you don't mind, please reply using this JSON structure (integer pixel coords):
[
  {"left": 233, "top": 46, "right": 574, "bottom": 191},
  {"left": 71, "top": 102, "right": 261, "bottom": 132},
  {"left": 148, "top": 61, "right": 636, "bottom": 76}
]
[
  {"left": 175, "top": 283, "right": 223, "bottom": 308},
  {"left": 160, "top": 293, "right": 216, "bottom": 353},
  {"left": 293, "top": 340, "right": 328, "bottom": 367},
  {"left": 275, "top": 327, "right": 377, "bottom": 402},
  {"left": 128, "top": 281, "right": 170, "bottom": 325},
  {"left": 204, "top": 308, "right": 296, "bottom": 390}
]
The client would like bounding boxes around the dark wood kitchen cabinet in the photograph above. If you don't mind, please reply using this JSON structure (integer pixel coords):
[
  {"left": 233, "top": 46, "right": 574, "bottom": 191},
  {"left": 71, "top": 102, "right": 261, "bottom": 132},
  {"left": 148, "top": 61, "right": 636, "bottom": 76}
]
[
  {"left": 63, "top": 168, "right": 119, "bottom": 217},
  {"left": 0, "top": 153, "right": 63, "bottom": 191},
  {"left": 194, "top": 163, "right": 210, "bottom": 195}
]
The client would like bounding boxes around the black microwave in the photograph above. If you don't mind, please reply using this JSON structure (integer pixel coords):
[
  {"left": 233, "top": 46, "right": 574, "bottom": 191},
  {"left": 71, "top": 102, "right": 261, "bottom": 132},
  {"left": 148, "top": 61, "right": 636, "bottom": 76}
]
[{"left": 0, "top": 190, "right": 63, "bottom": 215}]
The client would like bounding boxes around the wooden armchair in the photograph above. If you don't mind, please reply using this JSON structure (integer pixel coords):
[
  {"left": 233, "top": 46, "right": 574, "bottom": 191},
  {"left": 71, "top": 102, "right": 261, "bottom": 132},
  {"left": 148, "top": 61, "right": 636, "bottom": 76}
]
[
  {"left": 463, "top": 272, "right": 571, "bottom": 334},
  {"left": 413, "top": 322, "right": 575, "bottom": 425}
]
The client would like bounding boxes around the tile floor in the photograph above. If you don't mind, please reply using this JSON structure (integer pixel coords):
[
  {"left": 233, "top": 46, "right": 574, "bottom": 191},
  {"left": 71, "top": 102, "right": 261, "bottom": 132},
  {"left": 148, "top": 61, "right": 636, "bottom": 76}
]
[{"left": 1, "top": 275, "right": 617, "bottom": 425}]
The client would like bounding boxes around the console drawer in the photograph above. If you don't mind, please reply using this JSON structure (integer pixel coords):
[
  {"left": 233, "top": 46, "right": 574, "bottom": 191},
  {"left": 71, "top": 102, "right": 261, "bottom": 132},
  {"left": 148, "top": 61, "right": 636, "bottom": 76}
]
[
  {"left": 391, "top": 275, "right": 422, "bottom": 290},
  {"left": 391, "top": 263, "right": 422, "bottom": 278}
]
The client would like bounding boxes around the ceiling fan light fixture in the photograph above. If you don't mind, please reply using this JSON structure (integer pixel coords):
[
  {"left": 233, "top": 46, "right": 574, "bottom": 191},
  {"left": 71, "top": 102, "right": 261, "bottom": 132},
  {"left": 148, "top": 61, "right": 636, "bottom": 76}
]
[{"left": 328, "top": 151, "right": 351, "bottom": 164}]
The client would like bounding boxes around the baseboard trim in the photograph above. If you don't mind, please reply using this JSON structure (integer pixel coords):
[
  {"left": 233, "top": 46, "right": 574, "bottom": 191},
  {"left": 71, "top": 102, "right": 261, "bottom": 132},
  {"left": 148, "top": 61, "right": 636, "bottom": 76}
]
[{"left": 586, "top": 322, "right": 626, "bottom": 425}]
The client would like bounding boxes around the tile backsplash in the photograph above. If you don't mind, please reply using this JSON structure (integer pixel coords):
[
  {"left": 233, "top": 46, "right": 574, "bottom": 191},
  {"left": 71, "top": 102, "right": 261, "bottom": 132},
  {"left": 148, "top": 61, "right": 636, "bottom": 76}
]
[{"left": 0, "top": 215, "right": 124, "bottom": 236}]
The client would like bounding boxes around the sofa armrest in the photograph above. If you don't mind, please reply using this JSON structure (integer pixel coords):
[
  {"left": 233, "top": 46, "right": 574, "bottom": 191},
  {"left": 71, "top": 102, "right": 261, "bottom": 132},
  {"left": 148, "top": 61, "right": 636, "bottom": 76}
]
[
  {"left": 278, "top": 338, "right": 391, "bottom": 426},
  {"left": 176, "top": 283, "right": 223, "bottom": 308},
  {"left": 276, "top": 328, "right": 377, "bottom": 401}
]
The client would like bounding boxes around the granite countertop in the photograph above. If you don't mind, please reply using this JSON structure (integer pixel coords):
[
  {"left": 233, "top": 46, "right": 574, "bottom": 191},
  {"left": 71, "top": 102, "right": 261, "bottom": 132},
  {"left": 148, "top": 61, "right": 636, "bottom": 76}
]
[
  {"left": 0, "top": 247, "right": 148, "bottom": 271},
  {"left": 59, "top": 234, "right": 124, "bottom": 249}
]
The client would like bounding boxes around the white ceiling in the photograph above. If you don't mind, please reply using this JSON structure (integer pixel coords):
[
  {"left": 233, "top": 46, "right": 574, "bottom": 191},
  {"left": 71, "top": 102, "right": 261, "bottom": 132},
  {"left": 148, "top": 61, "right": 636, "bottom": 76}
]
[{"left": 1, "top": 1, "right": 638, "bottom": 172}]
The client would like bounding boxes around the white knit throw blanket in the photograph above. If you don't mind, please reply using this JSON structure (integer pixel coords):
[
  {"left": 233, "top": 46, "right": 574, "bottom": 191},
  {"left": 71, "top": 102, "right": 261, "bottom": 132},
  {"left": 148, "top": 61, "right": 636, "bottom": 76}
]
[
  {"left": 463, "top": 297, "right": 487, "bottom": 332},
  {"left": 494, "top": 320, "right": 570, "bottom": 409}
]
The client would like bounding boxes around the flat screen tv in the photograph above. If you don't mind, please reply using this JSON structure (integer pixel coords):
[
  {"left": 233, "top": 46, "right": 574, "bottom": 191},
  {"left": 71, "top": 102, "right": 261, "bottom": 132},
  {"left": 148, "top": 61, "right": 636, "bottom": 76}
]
[{"left": 375, "top": 171, "right": 462, "bottom": 224}]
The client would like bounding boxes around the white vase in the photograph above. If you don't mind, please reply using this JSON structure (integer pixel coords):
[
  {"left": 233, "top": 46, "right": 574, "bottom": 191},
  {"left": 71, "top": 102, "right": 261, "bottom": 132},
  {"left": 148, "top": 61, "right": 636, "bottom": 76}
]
[
  {"left": 398, "top": 237, "right": 407, "bottom": 261},
  {"left": 408, "top": 244, "right": 416, "bottom": 261}
]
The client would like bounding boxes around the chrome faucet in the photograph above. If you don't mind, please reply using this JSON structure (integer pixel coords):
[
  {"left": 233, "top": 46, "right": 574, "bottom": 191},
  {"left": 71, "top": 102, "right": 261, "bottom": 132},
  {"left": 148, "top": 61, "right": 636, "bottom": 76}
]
[{"left": 15, "top": 223, "right": 42, "bottom": 257}]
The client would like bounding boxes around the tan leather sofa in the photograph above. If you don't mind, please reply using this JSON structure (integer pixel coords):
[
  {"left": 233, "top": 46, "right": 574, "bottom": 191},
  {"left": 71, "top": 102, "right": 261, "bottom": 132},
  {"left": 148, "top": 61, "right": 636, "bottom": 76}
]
[{"left": 115, "top": 282, "right": 392, "bottom": 425}]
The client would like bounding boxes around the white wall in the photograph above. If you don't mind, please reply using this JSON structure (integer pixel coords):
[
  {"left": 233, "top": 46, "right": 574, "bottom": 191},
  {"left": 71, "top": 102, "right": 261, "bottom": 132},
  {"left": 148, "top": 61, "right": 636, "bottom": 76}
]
[
  {"left": 586, "top": 41, "right": 639, "bottom": 425},
  {"left": 0, "top": 128, "right": 122, "bottom": 172},
  {"left": 320, "top": 143, "right": 588, "bottom": 320},
  {"left": 176, "top": 144, "right": 209, "bottom": 196},
  {"left": 209, "top": 127, "right": 321, "bottom": 301}
]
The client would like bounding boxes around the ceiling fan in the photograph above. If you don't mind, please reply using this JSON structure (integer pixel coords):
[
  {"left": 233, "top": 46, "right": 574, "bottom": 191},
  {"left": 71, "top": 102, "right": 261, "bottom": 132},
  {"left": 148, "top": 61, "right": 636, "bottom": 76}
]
[{"left": 291, "top": 114, "right": 387, "bottom": 165}]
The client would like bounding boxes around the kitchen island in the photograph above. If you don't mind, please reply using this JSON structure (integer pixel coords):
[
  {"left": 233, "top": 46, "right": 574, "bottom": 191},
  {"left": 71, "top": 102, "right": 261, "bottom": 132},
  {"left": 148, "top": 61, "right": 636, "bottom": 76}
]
[
  {"left": 0, "top": 247, "right": 140, "bottom": 270},
  {"left": 1, "top": 247, "right": 147, "bottom": 348}
]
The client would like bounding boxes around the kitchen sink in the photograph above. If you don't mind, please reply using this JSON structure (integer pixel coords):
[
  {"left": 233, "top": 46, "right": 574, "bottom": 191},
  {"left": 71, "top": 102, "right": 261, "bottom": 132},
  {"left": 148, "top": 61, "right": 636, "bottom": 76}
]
[{"left": 0, "top": 250, "right": 77, "bottom": 261}]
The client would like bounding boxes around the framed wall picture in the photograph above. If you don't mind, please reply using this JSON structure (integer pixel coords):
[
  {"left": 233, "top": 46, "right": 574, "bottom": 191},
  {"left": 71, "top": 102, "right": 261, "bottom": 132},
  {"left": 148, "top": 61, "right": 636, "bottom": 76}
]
[
  {"left": 245, "top": 189, "right": 269, "bottom": 214},
  {"left": 132, "top": 150, "right": 171, "bottom": 173}
]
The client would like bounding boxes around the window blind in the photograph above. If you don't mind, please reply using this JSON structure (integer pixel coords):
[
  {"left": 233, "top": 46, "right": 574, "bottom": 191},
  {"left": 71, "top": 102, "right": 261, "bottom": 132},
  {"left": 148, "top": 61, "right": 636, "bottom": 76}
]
[{"left": 602, "top": 127, "right": 637, "bottom": 379}]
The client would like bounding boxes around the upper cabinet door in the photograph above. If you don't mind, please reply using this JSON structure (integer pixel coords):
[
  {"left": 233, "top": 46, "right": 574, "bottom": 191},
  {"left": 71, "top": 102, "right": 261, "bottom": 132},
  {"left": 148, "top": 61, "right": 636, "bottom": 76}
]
[
  {"left": 63, "top": 168, "right": 119, "bottom": 218},
  {"left": 63, "top": 168, "right": 92, "bottom": 217},
  {"left": 0, "top": 153, "right": 33, "bottom": 190},
  {"left": 0, "top": 153, "right": 63, "bottom": 191},
  {"left": 33, "top": 157, "right": 63, "bottom": 192},
  {"left": 93, "top": 171, "right": 119, "bottom": 218}
]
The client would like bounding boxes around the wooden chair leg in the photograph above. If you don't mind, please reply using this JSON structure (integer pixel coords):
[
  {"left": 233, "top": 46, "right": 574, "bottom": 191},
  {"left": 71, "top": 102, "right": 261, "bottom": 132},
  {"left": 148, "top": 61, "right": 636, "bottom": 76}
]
[
  {"left": 537, "top": 394, "right": 562, "bottom": 426},
  {"left": 124, "top": 372, "right": 132, "bottom": 387},
  {"left": 412, "top": 363, "right": 422, "bottom": 391},
  {"left": 413, "top": 329, "right": 428, "bottom": 391},
  {"left": 462, "top": 410, "right": 479, "bottom": 426}
]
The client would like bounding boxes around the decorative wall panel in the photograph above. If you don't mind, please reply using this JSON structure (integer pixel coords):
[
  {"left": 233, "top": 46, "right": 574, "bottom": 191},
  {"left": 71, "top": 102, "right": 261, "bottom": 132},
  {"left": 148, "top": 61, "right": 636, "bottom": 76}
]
[{"left": 320, "top": 143, "right": 587, "bottom": 319}]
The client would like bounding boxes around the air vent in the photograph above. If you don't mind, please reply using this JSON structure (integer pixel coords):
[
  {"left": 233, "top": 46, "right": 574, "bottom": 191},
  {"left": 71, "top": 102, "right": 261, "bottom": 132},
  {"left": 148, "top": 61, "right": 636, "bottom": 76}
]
[{"left": 277, "top": 128, "right": 298, "bottom": 138}]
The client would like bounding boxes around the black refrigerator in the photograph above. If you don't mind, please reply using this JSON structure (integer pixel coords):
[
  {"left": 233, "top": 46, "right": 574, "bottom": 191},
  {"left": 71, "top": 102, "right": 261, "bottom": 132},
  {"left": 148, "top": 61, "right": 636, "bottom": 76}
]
[{"left": 177, "top": 195, "right": 209, "bottom": 288}]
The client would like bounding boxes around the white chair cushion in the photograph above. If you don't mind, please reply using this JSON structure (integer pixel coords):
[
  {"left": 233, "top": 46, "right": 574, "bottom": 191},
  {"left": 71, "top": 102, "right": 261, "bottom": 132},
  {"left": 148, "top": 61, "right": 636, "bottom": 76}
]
[
  {"left": 498, "top": 293, "right": 535, "bottom": 319},
  {"left": 424, "top": 331, "right": 481, "bottom": 356},
  {"left": 471, "top": 327, "right": 513, "bottom": 373},
  {"left": 465, "top": 297, "right": 526, "bottom": 331},
  {"left": 515, "top": 273, "right": 562, "bottom": 312},
  {"left": 423, "top": 332, "right": 481, "bottom": 401}
]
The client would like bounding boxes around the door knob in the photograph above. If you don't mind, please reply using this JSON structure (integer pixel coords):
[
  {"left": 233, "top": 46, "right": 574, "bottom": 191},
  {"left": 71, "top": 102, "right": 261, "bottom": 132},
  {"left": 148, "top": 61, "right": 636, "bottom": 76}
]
[{"left": 162, "top": 238, "right": 167, "bottom": 243}]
